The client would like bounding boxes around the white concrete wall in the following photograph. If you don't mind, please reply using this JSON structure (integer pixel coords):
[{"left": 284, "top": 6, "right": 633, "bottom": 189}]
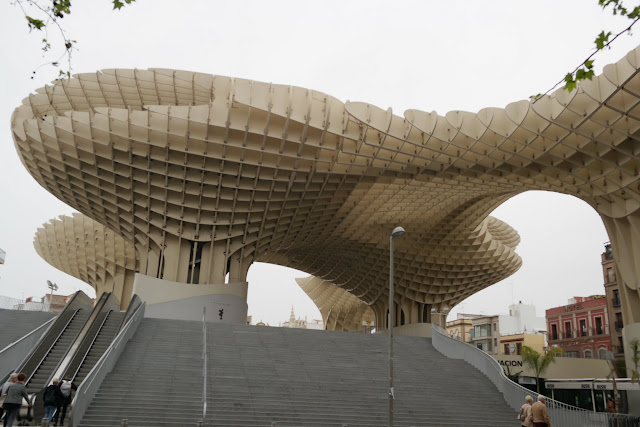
[{"left": 133, "top": 273, "right": 248, "bottom": 323}]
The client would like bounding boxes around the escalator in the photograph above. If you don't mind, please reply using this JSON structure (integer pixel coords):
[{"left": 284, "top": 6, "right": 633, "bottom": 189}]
[
  {"left": 26, "top": 308, "right": 91, "bottom": 392},
  {"left": 64, "top": 310, "right": 126, "bottom": 384},
  {"left": 11, "top": 291, "right": 94, "bottom": 393}
]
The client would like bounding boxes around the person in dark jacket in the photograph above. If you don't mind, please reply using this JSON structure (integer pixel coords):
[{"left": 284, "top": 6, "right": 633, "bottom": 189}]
[
  {"left": 43, "top": 378, "right": 64, "bottom": 422},
  {"left": 2, "top": 373, "right": 31, "bottom": 427},
  {"left": 52, "top": 378, "right": 76, "bottom": 427}
]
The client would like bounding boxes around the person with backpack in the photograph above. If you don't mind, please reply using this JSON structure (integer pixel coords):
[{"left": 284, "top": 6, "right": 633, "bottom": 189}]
[
  {"left": 518, "top": 395, "right": 533, "bottom": 427},
  {"left": 43, "top": 379, "right": 64, "bottom": 423},
  {"left": 52, "top": 378, "right": 76, "bottom": 427}
]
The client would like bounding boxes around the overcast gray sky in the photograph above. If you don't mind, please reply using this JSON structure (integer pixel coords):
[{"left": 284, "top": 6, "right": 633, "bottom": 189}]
[{"left": 0, "top": 1, "right": 637, "bottom": 326}]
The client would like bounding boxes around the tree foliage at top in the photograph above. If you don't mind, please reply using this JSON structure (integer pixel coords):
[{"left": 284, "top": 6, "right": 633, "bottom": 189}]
[
  {"left": 534, "top": 0, "right": 640, "bottom": 99},
  {"left": 15, "top": 0, "right": 135, "bottom": 79}
]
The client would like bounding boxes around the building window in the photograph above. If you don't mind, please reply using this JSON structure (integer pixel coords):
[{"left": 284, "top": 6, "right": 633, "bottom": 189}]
[
  {"left": 580, "top": 319, "right": 587, "bottom": 337},
  {"left": 474, "top": 324, "right": 491, "bottom": 337},
  {"left": 493, "top": 323, "right": 497, "bottom": 332},
  {"left": 599, "top": 348, "right": 608, "bottom": 359},
  {"left": 565, "top": 351, "right": 579, "bottom": 358},
  {"left": 615, "top": 313, "right": 623, "bottom": 330},
  {"left": 516, "top": 343, "right": 522, "bottom": 355},
  {"left": 595, "top": 317, "right": 603, "bottom": 335},
  {"left": 584, "top": 349, "right": 593, "bottom": 359},
  {"left": 565, "top": 321, "right": 572, "bottom": 338},
  {"left": 504, "top": 344, "right": 510, "bottom": 355},
  {"left": 551, "top": 324, "right": 558, "bottom": 340},
  {"left": 612, "top": 290, "right": 620, "bottom": 307}
]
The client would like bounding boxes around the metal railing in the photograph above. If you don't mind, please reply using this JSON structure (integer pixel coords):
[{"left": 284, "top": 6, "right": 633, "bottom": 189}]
[
  {"left": 431, "top": 323, "right": 628, "bottom": 427},
  {"left": 69, "top": 301, "right": 145, "bottom": 427},
  {"left": 0, "top": 317, "right": 55, "bottom": 375},
  {"left": 201, "top": 307, "right": 207, "bottom": 424}
]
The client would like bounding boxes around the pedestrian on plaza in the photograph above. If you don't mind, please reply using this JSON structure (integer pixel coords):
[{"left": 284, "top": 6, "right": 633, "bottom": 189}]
[
  {"left": 518, "top": 395, "right": 534, "bottom": 427},
  {"left": 0, "top": 374, "right": 18, "bottom": 426},
  {"left": 531, "top": 395, "right": 551, "bottom": 427},
  {"left": 52, "top": 377, "right": 76, "bottom": 426},
  {"left": 2, "top": 373, "right": 31, "bottom": 427},
  {"left": 43, "top": 378, "right": 64, "bottom": 422}
]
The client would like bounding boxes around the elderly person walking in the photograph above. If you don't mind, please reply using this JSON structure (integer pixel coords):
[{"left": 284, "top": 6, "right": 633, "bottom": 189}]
[
  {"left": 0, "top": 373, "right": 18, "bottom": 427},
  {"left": 2, "top": 373, "right": 31, "bottom": 427},
  {"left": 518, "top": 395, "right": 534, "bottom": 427},
  {"left": 531, "top": 395, "right": 551, "bottom": 427}
]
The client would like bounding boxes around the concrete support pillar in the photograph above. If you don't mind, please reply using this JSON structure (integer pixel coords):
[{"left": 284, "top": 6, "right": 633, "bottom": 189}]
[
  {"left": 229, "top": 252, "right": 252, "bottom": 283},
  {"left": 208, "top": 243, "right": 227, "bottom": 284},
  {"left": 120, "top": 271, "right": 135, "bottom": 310},
  {"left": 602, "top": 212, "right": 640, "bottom": 374}
]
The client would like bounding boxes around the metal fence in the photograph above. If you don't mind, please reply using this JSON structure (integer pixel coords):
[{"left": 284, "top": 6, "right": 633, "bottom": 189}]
[
  {"left": 0, "top": 295, "right": 49, "bottom": 311},
  {"left": 431, "top": 323, "right": 640, "bottom": 427}
]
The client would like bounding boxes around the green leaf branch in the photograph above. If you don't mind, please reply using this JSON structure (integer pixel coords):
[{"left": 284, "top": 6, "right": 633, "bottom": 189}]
[
  {"left": 532, "top": 0, "right": 640, "bottom": 101},
  {"left": 13, "top": 0, "right": 135, "bottom": 79}
]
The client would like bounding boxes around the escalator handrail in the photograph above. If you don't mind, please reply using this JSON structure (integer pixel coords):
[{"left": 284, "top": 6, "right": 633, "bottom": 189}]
[
  {"left": 25, "top": 309, "right": 80, "bottom": 385},
  {"left": 68, "top": 310, "right": 113, "bottom": 382}
]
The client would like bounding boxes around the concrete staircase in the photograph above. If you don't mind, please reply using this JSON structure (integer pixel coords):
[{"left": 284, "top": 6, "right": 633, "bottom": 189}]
[
  {"left": 79, "top": 318, "right": 203, "bottom": 426},
  {"left": 79, "top": 320, "right": 517, "bottom": 426},
  {"left": 0, "top": 309, "right": 55, "bottom": 350}
]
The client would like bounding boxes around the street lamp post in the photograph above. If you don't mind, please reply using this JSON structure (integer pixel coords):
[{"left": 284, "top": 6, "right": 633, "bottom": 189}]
[
  {"left": 46, "top": 280, "right": 58, "bottom": 312},
  {"left": 389, "top": 226, "right": 405, "bottom": 427}
]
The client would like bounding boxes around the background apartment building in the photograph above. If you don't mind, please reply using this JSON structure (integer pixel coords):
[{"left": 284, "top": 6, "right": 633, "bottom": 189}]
[
  {"left": 602, "top": 242, "right": 625, "bottom": 358},
  {"left": 445, "top": 315, "right": 474, "bottom": 342},
  {"left": 466, "top": 302, "right": 547, "bottom": 356},
  {"left": 546, "top": 296, "right": 613, "bottom": 359}
]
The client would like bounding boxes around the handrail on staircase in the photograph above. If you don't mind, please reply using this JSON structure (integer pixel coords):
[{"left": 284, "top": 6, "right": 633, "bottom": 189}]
[
  {"left": 201, "top": 307, "right": 207, "bottom": 423},
  {"left": 430, "top": 323, "right": 640, "bottom": 427}
]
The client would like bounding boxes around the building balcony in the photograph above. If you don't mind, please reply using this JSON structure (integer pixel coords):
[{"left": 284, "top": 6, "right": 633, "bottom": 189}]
[
  {"left": 616, "top": 345, "right": 625, "bottom": 354},
  {"left": 612, "top": 298, "right": 621, "bottom": 308}
]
